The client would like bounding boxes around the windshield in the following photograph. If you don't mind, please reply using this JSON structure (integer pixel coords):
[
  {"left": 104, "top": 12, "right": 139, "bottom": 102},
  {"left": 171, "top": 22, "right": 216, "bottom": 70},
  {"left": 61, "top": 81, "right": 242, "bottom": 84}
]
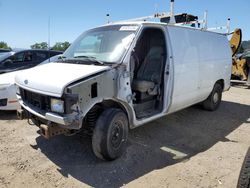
[
  {"left": 0, "top": 52, "right": 13, "bottom": 62},
  {"left": 63, "top": 25, "right": 138, "bottom": 64}
]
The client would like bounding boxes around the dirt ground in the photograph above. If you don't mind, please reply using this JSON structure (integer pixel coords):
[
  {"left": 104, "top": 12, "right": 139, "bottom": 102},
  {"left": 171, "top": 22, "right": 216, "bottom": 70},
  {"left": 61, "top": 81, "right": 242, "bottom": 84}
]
[{"left": 0, "top": 86, "right": 250, "bottom": 188}]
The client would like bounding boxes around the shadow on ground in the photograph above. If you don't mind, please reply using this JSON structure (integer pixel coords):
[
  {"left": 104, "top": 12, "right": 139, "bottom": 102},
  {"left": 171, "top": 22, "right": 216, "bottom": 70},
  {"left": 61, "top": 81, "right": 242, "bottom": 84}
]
[
  {"left": 0, "top": 111, "right": 18, "bottom": 120},
  {"left": 34, "top": 101, "right": 250, "bottom": 187},
  {"left": 231, "top": 82, "right": 250, "bottom": 89}
]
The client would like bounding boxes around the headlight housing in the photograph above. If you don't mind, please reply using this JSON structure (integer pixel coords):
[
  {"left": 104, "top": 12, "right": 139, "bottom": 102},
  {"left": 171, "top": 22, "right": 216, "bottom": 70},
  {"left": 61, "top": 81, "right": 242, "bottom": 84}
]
[
  {"left": 0, "top": 84, "right": 10, "bottom": 91},
  {"left": 51, "top": 98, "right": 64, "bottom": 113},
  {"left": 16, "top": 85, "right": 20, "bottom": 95}
]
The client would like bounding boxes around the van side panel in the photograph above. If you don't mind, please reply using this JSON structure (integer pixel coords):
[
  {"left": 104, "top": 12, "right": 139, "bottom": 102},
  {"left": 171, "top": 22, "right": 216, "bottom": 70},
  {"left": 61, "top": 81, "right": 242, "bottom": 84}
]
[
  {"left": 167, "top": 26, "right": 200, "bottom": 113},
  {"left": 196, "top": 31, "right": 232, "bottom": 98},
  {"left": 167, "top": 26, "right": 232, "bottom": 113}
]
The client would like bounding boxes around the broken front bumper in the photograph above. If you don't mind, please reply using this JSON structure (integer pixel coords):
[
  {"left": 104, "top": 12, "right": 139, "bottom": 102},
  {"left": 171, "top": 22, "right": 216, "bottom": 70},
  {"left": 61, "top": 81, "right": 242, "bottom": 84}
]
[{"left": 18, "top": 96, "right": 82, "bottom": 130}]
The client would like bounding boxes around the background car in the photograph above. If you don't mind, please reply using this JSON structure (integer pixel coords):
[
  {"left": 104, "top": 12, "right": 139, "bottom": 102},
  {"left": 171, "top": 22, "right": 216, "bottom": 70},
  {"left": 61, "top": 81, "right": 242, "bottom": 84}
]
[
  {"left": 0, "top": 49, "right": 11, "bottom": 53},
  {"left": 0, "top": 70, "right": 20, "bottom": 110},
  {"left": 0, "top": 49, "right": 62, "bottom": 74},
  {"left": 0, "top": 55, "right": 61, "bottom": 111}
]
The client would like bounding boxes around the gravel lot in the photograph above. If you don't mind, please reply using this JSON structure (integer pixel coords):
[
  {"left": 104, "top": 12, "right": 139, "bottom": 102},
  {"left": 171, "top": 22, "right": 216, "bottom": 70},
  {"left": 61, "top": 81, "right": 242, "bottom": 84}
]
[{"left": 0, "top": 86, "right": 250, "bottom": 188}]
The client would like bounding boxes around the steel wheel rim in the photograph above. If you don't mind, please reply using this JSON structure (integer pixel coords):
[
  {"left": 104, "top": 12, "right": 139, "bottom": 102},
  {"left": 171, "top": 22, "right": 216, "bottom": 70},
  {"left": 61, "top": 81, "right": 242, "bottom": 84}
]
[
  {"left": 213, "top": 92, "right": 219, "bottom": 104},
  {"left": 110, "top": 121, "right": 123, "bottom": 149}
]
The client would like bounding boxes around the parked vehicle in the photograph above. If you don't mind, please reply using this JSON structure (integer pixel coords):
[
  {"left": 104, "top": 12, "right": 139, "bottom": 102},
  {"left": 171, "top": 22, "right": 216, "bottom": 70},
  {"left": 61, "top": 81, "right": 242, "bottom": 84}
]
[
  {"left": 0, "top": 49, "right": 62, "bottom": 74},
  {"left": 230, "top": 29, "right": 250, "bottom": 85},
  {"left": 0, "top": 55, "right": 61, "bottom": 111},
  {"left": 0, "top": 71, "right": 19, "bottom": 110},
  {"left": 0, "top": 49, "right": 11, "bottom": 53},
  {"left": 15, "top": 21, "right": 232, "bottom": 160}
]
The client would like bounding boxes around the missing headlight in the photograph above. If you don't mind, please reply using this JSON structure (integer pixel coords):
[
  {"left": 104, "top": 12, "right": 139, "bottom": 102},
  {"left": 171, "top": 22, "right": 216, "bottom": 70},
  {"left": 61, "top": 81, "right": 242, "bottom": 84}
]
[
  {"left": 64, "top": 94, "right": 79, "bottom": 114},
  {"left": 16, "top": 85, "right": 20, "bottom": 95}
]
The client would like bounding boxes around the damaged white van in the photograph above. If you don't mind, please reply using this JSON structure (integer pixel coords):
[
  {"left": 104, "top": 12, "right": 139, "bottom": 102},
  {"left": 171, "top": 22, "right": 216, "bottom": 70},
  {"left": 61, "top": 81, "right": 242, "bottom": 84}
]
[{"left": 15, "top": 22, "right": 232, "bottom": 160}]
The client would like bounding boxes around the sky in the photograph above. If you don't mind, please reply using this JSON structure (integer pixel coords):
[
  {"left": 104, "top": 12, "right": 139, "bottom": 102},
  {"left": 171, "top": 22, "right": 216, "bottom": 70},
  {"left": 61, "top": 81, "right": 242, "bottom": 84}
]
[{"left": 0, "top": 0, "right": 249, "bottom": 48}]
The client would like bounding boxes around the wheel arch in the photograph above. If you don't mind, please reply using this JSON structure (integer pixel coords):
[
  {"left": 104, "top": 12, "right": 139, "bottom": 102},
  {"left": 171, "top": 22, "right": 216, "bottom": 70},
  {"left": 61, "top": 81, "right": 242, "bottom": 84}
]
[
  {"left": 84, "top": 99, "right": 133, "bottom": 129},
  {"left": 215, "top": 79, "right": 225, "bottom": 90}
]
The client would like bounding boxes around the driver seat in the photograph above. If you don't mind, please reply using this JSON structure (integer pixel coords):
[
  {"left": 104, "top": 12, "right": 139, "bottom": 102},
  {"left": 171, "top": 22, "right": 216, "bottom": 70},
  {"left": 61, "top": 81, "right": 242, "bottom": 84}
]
[{"left": 132, "top": 46, "right": 164, "bottom": 96}]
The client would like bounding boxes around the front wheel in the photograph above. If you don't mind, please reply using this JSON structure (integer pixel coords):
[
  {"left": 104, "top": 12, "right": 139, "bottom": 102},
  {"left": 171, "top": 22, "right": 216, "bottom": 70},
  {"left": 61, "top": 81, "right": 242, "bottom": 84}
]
[
  {"left": 92, "top": 108, "right": 128, "bottom": 161},
  {"left": 202, "top": 83, "right": 223, "bottom": 111}
]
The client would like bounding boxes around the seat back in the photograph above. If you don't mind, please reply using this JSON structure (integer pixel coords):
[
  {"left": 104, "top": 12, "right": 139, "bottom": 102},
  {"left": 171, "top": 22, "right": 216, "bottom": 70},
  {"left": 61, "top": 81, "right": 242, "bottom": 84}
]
[{"left": 136, "top": 47, "right": 164, "bottom": 84}]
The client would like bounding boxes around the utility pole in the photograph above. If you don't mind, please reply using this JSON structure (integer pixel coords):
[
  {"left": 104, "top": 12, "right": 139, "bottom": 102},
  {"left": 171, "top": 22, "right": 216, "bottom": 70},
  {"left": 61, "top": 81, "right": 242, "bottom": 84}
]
[
  {"left": 106, "top": 14, "right": 110, "bottom": 24},
  {"left": 48, "top": 16, "right": 51, "bottom": 62},
  {"left": 169, "top": 0, "right": 176, "bottom": 24}
]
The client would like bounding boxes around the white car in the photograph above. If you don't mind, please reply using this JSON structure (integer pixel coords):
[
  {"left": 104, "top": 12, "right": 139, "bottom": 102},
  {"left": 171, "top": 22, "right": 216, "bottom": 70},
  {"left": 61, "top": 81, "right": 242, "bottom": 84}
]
[
  {"left": 0, "top": 55, "right": 60, "bottom": 110},
  {"left": 0, "top": 71, "right": 20, "bottom": 110}
]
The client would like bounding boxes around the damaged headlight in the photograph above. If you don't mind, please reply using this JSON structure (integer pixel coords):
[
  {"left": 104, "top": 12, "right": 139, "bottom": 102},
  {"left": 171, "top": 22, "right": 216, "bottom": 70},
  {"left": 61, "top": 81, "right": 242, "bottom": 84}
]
[{"left": 51, "top": 98, "right": 64, "bottom": 113}]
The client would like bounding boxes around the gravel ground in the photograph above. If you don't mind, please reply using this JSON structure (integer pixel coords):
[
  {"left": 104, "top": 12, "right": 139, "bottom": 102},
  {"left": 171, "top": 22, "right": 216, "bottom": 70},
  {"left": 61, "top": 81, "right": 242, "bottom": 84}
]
[{"left": 0, "top": 86, "right": 249, "bottom": 188}]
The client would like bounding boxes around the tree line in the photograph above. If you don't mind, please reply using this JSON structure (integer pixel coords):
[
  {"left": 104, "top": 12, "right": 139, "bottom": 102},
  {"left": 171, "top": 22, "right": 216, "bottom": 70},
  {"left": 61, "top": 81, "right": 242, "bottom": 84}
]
[
  {"left": 1, "top": 40, "right": 250, "bottom": 54},
  {"left": 0, "top": 41, "right": 71, "bottom": 52}
]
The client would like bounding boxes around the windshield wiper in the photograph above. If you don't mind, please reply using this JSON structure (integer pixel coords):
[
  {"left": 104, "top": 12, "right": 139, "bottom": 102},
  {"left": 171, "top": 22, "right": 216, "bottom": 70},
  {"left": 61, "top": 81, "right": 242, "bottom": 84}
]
[{"left": 73, "top": 55, "right": 104, "bottom": 65}]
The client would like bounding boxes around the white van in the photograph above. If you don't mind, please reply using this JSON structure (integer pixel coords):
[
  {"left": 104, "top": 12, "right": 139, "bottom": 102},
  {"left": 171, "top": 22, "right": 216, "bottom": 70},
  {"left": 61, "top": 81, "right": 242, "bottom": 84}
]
[{"left": 15, "top": 22, "right": 232, "bottom": 160}]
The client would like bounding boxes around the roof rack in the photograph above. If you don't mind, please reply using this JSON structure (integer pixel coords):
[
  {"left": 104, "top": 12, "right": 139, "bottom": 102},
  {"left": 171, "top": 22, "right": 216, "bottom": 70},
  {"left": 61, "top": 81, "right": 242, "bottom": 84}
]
[
  {"left": 110, "top": 0, "right": 231, "bottom": 34},
  {"left": 116, "top": 12, "right": 170, "bottom": 23}
]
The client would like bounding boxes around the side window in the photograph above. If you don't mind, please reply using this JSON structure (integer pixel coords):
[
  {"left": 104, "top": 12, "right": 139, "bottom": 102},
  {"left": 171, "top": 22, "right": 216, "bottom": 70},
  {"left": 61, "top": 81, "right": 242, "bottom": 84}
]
[
  {"left": 35, "top": 51, "right": 48, "bottom": 61},
  {"left": 49, "top": 52, "right": 60, "bottom": 58},
  {"left": 11, "top": 52, "right": 25, "bottom": 63},
  {"left": 23, "top": 51, "right": 33, "bottom": 62}
]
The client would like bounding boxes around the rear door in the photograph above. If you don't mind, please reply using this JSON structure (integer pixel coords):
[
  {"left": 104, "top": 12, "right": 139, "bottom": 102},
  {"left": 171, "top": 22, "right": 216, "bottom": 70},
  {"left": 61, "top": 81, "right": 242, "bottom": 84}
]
[
  {"left": 22, "top": 51, "right": 35, "bottom": 68},
  {"left": 9, "top": 52, "right": 26, "bottom": 71},
  {"left": 12, "top": 51, "right": 41, "bottom": 70},
  {"left": 1, "top": 51, "right": 34, "bottom": 73}
]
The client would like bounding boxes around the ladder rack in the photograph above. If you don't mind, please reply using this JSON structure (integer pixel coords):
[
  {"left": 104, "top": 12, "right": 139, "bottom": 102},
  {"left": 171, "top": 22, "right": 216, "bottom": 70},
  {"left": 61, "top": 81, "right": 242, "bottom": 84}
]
[{"left": 111, "top": 11, "right": 231, "bottom": 34}]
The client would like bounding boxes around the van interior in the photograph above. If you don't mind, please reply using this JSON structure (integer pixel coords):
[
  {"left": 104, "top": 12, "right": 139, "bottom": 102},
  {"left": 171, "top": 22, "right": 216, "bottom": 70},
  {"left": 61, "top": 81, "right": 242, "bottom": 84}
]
[{"left": 130, "top": 28, "right": 167, "bottom": 119}]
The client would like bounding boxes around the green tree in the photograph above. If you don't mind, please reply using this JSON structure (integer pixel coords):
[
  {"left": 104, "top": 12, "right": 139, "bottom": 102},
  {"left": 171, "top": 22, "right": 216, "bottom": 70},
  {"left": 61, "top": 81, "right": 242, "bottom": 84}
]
[
  {"left": 52, "top": 41, "right": 71, "bottom": 51},
  {"left": 30, "top": 42, "right": 48, "bottom": 49},
  {"left": 0, "top": 41, "right": 11, "bottom": 50}
]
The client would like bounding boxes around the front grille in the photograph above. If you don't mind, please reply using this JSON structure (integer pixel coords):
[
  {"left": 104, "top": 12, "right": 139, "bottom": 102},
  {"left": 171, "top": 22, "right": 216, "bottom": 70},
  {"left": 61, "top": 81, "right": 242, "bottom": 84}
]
[
  {"left": 20, "top": 88, "right": 51, "bottom": 112},
  {"left": 0, "top": 99, "right": 7, "bottom": 107}
]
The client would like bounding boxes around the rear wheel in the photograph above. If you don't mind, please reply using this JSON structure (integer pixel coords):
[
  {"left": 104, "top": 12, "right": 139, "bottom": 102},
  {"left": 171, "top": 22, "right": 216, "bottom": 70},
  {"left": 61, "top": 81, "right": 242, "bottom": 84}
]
[
  {"left": 92, "top": 108, "right": 128, "bottom": 161},
  {"left": 202, "top": 83, "right": 223, "bottom": 111}
]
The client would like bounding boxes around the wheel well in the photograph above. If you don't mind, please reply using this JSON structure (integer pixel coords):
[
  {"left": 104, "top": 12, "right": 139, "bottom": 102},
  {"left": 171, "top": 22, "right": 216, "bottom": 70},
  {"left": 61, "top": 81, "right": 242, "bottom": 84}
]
[
  {"left": 82, "top": 100, "right": 129, "bottom": 133},
  {"left": 216, "top": 79, "right": 224, "bottom": 90}
]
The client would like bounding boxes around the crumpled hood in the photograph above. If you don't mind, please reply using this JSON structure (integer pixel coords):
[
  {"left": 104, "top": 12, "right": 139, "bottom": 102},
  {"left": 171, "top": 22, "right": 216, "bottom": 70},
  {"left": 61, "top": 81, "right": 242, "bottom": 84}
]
[{"left": 15, "top": 62, "right": 110, "bottom": 97}]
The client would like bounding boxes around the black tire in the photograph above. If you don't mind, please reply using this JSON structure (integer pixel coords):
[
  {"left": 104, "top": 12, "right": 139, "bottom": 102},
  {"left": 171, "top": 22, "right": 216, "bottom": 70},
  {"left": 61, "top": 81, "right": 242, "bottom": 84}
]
[
  {"left": 202, "top": 83, "right": 223, "bottom": 111},
  {"left": 237, "top": 148, "right": 250, "bottom": 188},
  {"left": 92, "top": 108, "right": 128, "bottom": 161}
]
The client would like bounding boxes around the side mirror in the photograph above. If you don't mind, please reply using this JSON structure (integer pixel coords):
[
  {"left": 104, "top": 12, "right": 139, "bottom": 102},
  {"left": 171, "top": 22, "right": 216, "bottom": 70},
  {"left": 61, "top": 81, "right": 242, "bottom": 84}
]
[{"left": 3, "top": 59, "right": 13, "bottom": 66}]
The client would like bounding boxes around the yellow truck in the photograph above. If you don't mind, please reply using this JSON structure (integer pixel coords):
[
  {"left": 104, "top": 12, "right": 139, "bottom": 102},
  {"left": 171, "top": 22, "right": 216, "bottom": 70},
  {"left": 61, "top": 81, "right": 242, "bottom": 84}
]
[{"left": 230, "top": 29, "right": 250, "bottom": 85}]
